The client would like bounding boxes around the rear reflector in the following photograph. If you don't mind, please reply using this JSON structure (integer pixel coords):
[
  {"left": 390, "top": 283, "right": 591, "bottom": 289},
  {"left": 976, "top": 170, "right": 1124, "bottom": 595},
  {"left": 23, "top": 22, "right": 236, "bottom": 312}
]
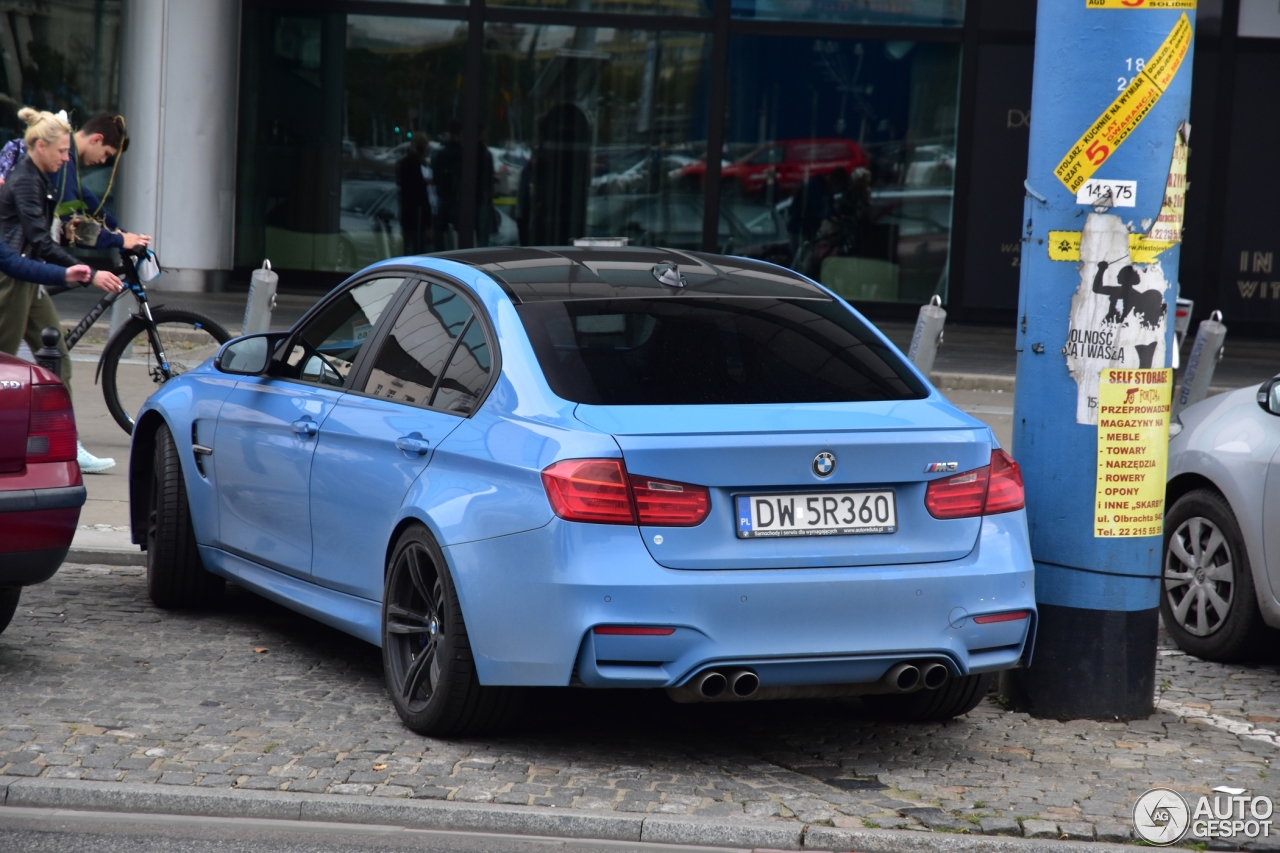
[
  {"left": 593, "top": 626, "right": 677, "bottom": 635},
  {"left": 542, "top": 459, "right": 711, "bottom": 527},
  {"left": 925, "top": 449, "right": 1025, "bottom": 519},
  {"left": 27, "top": 384, "right": 77, "bottom": 464},
  {"left": 973, "top": 610, "right": 1030, "bottom": 624}
]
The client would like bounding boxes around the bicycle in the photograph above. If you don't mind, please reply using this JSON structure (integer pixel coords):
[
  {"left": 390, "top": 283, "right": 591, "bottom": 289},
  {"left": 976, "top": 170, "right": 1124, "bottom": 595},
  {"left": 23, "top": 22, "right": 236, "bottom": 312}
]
[{"left": 58, "top": 245, "right": 232, "bottom": 434}]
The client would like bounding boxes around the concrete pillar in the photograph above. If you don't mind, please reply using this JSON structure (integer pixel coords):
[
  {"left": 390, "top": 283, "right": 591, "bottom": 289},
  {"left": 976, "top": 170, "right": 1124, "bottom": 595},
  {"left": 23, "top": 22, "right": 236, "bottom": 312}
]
[{"left": 117, "top": 0, "right": 240, "bottom": 292}]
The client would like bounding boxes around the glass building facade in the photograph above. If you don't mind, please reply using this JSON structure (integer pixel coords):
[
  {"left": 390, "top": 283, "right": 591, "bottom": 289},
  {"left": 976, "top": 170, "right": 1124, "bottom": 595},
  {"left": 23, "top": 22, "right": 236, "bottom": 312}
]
[
  {"left": 0, "top": 2, "right": 123, "bottom": 213},
  {"left": 235, "top": 0, "right": 967, "bottom": 308}
]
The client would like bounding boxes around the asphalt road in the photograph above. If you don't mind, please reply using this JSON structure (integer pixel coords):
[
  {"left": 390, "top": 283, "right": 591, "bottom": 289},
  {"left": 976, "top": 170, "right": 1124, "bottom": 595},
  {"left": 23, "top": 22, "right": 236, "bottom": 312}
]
[{"left": 0, "top": 807, "right": 735, "bottom": 853}]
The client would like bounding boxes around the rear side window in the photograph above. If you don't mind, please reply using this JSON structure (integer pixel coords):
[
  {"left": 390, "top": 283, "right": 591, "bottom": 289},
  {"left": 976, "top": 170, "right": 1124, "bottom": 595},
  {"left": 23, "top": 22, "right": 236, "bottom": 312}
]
[
  {"left": 435, "top": 318, "right": 491, "bottom": 415},
  {"left": 364, "top": 281, "right": 487, "bottom": 411},
  {"left": 516, "top": 297, "right": 926, "bottom": 406}
]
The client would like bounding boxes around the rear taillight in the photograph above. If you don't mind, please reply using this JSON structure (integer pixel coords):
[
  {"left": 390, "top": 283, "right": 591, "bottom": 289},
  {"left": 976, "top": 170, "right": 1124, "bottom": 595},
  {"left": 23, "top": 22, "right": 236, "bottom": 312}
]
[
  {"left": 629, "top": 475, "right": 710, "bottom": 526},
  {"left": 26, "top": 384, "right": 77, "bottom": 463},
  {"left": 925, "top": 449, "right": 1024, "bottom": 519},
  {"left": 542, "top": 459, "right": 711, "bottom": 527},
  {"left": 984, "top": 449, "right": 1025, "bottom": 514},
  {"left": 542, "top": 459, "right": 635, "bottom": 524}
]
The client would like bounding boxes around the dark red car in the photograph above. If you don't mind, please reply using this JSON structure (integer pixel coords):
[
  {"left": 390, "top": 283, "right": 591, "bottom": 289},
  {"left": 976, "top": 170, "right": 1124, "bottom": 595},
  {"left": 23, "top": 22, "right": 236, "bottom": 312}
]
[
  {"left": 679, "top": 138, "right": 870, "bottom": 197},
  {"left": 0, "top": 352, "right": 85, "bottom": 635}
]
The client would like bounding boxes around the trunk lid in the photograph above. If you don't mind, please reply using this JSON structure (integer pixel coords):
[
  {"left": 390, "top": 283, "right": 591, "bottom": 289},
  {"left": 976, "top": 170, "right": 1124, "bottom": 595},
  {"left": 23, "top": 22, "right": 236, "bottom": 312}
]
[
  {"left": 576, "top": 400, "right": 991, "bottom": 569},
  {"left": 0, "top": 355, "right": 31, "bottom": 475}
]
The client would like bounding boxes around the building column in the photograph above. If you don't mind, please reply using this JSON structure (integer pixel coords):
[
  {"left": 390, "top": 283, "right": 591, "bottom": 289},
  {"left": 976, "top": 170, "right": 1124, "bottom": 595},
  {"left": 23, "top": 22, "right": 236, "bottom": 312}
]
[{"left": 117, "top": 0, "right": 241, "bottom": 292}]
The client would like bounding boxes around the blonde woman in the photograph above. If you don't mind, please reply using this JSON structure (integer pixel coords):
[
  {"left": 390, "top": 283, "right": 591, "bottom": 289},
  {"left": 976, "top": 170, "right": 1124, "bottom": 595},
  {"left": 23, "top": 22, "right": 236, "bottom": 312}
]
[{"left": 0, "top": 107, "right": 124, "bottom": 473}]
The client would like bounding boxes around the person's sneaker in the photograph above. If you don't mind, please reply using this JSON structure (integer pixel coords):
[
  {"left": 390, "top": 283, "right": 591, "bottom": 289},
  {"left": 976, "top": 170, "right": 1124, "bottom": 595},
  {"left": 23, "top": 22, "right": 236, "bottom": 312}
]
[{"left": 76, "top": 441, "right": 116, "bottom": 474}]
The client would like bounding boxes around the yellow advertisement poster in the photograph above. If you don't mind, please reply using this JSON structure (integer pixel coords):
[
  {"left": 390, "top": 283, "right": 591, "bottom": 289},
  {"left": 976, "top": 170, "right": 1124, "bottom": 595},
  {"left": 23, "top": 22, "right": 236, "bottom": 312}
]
[
  {"left": 1095, "top": 368, "right": 1172, "bottom": 537},
  {"left": 1054, "top": 13, "right": 1192, "bottom": 194},
  {"left": 1086, "top": 0, "right": 1196, "bottom": 9}
]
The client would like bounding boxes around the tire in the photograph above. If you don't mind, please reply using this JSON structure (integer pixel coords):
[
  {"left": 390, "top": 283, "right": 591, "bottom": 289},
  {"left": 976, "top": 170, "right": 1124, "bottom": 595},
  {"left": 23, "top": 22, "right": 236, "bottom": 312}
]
[
  {"left": 1160, "top": 489, "right": 1269, "bottom": 662},
  {"left": 862, "top": 673, "right": 993, "bottom": 722},
  {"left": 382, "top": 526, "right": 520, "bottom": 736},
  {"left": 101, "top": 309, "right": 231, "bottom": 434},
  {"left": 0, "top": 587, "right": 19, "bottom": 634},
  {"left": 147, "top": 423, "right": 223, "bottom": 609}
]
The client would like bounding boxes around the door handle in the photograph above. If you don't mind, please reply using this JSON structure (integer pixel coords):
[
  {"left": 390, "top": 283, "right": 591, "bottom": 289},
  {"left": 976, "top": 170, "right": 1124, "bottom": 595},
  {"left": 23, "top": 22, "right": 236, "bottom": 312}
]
[
  {"left": 292, "top": 419, "right": 318, "bottom": 437},
  {"left": 396, "top": 434, "right": 429, "bottom": 456}
]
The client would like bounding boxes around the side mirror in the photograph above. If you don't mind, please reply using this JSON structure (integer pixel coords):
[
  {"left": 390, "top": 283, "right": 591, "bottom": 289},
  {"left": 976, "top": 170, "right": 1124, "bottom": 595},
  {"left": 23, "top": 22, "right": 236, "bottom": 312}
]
[
  {"left": 1258, "top": 376, "right": 1280, "bottom": 416},
  {"left": 215, "top": 333, "right": 286, "bottom": 376}
]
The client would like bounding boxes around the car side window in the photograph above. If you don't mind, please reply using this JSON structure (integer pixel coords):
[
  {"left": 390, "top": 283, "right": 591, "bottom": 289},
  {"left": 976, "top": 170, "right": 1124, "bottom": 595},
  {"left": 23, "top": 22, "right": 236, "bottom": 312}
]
[
  {"left": 277, "top": 276, "right": 404, "bottom": 388},
  {"left": 363, "top": 280, "right": 482, "bottom": 410},
  {"left": 434, "top": 316, "right": 492, "bottom": 415},
  {"left": 749, "top": 146, "right": 784, "bottom": 166}
]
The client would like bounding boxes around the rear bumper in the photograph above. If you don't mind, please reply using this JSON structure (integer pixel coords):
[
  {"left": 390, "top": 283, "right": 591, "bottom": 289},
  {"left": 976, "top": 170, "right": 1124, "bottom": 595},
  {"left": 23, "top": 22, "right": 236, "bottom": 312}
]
[
  {"left": 443, "top": 510, "right": 1036, "bottom": 688},
  {"left": 0, "top": 470, "right": 85, "bottom": 587}
]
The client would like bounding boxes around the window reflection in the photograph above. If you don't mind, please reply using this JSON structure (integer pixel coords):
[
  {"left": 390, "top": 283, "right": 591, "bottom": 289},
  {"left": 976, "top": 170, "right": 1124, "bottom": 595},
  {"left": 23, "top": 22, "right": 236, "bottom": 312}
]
[
  {"left": 365, "top": 282, "right": 476, "bottom": 408},
  {"left": 724, "top": 36, "right": 960, "bottom": 303},
  {"left": 238, "top": 12, "right": 468, "bottom": 272},
  {"left": 731, "top": 0, "right": 963, "bottom": 26},
  {"left": 482, "top": 25, "right": 711, "bottom": 251}
]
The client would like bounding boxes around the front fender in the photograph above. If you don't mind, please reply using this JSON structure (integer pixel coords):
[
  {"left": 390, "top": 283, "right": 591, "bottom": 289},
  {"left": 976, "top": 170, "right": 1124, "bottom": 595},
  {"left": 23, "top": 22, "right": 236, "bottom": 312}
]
[{"left": 129, "top": 371, "right": 238, "bottom": 546}]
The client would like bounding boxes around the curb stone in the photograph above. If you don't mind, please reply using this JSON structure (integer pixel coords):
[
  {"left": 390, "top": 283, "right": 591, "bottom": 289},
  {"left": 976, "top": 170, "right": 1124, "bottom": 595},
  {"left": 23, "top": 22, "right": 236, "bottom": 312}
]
[
  {"left": 640, "top": 815, "right": 803, "bottom": 849},
  {"left": 0, "top": 777, "right": 1149, "bottom": 853},
  {"left": 802, "top": 827, "right": 1136, "bottom": 853},
  {"left": 65, "top": 548, "right": 146, "bottom": 567},
  {"left": 930, "top": 372, "right": 1016, "bottom": 393}
]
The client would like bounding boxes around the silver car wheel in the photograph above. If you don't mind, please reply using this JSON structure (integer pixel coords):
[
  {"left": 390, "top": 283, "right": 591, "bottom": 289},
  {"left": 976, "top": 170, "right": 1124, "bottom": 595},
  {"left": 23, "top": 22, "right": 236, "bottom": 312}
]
[{"left": 1164, "top": 516, "right": 1235, "bottom": 637}]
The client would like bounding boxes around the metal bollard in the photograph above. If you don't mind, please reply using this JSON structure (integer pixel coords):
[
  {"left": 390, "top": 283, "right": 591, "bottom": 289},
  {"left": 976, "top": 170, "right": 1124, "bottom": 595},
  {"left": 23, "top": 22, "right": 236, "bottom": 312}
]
[
  {"left": 1173, "top": 310, "right": 1227, "bottom": 418},
  {"left": 34, "top": 327, "right": 63, "bottom": 379},
  {"left": 1172, "top": 296, "right": 1193, "bottom": 370},
  {"left": 907, "top": 295, "right": 946, "bottom": 376},
  {"left": 242, "top": 259, "right": 279, "bottom": 336}
]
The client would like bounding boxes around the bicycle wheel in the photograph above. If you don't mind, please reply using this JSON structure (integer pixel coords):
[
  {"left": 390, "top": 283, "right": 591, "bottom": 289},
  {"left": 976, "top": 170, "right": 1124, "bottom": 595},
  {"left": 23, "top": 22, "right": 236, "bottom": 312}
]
[{"left": 101, "top": 308, "right": 232, "bottom": 434}]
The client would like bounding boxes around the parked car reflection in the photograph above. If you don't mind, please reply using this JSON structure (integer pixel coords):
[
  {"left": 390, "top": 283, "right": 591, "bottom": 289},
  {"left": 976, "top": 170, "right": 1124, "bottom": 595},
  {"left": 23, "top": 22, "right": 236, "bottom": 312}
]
[
  {"left": 588, "top": 193, "right": 790, "bottom": 265},
  {"left": 677, "top": 138, "right": 869, "bottom": 197}
]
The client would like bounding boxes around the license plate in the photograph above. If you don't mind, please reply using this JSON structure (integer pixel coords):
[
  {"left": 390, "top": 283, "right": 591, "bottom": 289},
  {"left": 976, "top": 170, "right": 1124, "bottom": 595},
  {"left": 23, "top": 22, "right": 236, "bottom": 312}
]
[{"left": 734, "top": 491, "right": 897, "bottom": 538}]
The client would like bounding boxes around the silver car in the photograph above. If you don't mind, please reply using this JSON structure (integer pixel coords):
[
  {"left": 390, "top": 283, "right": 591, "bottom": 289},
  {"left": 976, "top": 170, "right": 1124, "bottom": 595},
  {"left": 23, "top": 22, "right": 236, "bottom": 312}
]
[{"left": 1164, "top": 375, "right": 1280, "bottom": 661}]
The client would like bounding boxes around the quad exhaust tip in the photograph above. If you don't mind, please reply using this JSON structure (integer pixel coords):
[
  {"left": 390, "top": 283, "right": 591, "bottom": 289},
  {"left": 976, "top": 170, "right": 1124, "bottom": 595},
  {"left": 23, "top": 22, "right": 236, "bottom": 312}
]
[
  {"left": 694, "top": 670, "right": 728, "bottom": 698},
  {"left": 885, "top": 662, "right": 920, "bottom": 692},
  {"left": 669, "top": 659, "right": 951, "bottom": 703},
  {"left": 921, "top": 661, "right": 950, "bottom": 690},
  {"left": 729, "top": 669, "right": 759, "bottom": 698},
  {"left": 883, "top": 661, "right": 950, "bottom": 693}
]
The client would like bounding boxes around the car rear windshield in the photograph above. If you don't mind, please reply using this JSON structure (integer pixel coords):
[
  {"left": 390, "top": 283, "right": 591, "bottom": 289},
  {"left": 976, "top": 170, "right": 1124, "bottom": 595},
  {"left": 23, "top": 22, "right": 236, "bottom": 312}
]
[{"left": 516, "top": 297, "right": 927, "bottom": 406}]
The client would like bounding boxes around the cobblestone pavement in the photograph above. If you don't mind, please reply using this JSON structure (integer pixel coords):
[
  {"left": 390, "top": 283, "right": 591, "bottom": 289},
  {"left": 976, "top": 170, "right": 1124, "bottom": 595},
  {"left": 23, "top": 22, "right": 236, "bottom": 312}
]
[{"left": 3, "top": 563, "right": 1279, "bottom": 846}]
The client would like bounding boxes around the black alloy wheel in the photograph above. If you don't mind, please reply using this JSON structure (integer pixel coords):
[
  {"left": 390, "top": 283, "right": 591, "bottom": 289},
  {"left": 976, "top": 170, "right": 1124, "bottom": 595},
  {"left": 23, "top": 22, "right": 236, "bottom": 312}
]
[
  {"left": 1160, "top": 489, "right": 1270, "bottom": 662},
  {"left": 381, "top": 526, "right": 519, "bottom": 736},
  {"left": 146, "top": 423, "right": 224, "bottom": 609}
]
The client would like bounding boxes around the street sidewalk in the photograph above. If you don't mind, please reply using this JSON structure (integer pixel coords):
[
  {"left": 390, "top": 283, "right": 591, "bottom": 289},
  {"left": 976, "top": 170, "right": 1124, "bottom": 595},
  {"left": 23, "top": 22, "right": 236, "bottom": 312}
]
[
  {"left": 45, "top": 288, "right": 1280, "bottom": 565},
  {"left": 2, "top": 562, "right": 1279, "bottom": 852}
]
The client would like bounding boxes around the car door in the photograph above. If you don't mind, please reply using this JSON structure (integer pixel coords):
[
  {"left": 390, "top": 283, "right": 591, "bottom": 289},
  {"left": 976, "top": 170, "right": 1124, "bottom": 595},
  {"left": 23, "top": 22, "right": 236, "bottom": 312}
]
[
  {"left": 309, "top": 278, "right": 496, "bottom": 599},
  {"left": 211, "top": 275, "right": 406, "bottom": 577}
]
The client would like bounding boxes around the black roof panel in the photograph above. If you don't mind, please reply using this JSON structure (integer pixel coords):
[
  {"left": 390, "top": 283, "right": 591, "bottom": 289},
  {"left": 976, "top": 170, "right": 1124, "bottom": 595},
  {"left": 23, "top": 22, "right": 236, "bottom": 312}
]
[{"left": 432, "top": 246, "right": 829, "bottom": 303}]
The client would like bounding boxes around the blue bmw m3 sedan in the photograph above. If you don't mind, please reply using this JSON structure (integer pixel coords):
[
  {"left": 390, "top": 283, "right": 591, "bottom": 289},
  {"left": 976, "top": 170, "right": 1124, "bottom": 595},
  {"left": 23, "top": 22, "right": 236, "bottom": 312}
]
[{"left": 128, "top": 246, "right": 1035, "bottom": 735}]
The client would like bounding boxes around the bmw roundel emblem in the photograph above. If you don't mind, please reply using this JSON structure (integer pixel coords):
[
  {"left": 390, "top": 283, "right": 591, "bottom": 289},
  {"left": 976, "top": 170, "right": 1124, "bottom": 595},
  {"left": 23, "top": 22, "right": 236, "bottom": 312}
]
[{"left": 813, "top": 451, "right": 836, "bottom": 478}]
